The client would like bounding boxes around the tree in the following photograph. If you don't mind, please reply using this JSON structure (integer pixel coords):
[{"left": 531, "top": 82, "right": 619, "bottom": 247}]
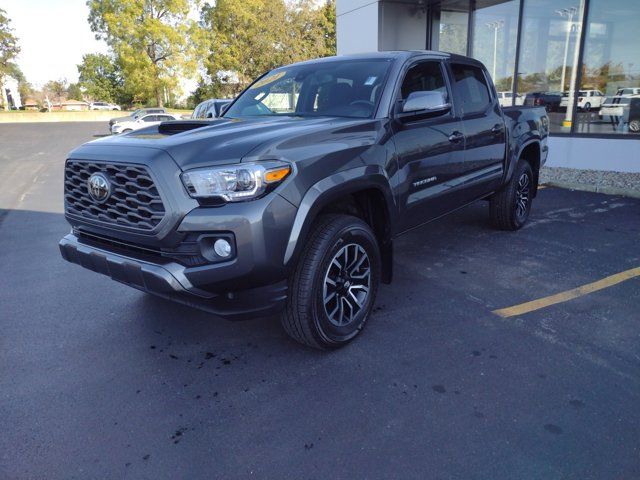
[
  {"left": 77, "top": 53, "right": 125, "bottom": 103},
  {"left": 44, "top": 79, "right": 68, "bottom": 104},
  {"left": 87, "top": 0, "right": 200, "bottom": 107},
  {"left": 0, "top": 8, "right": 21, "bottom": 110},
  {"left": 18, "top": 80, "right": 33, "bottom": 103},
  {"left": 67, "top": 83, "right": 84, "bottom": 101},
  {"left": 201, "top": 0, "right": 336, "bottom": 95}
]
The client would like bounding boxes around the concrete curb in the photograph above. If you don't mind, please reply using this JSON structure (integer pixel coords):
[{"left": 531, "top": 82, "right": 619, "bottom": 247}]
[{"left": 543, "top": 181, "right": 640, "bottom": 199}]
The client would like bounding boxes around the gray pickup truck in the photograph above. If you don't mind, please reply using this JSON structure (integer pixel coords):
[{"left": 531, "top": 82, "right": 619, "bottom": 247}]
[{"left": 60, "top": 51, "right": 548, "bottom": 349}]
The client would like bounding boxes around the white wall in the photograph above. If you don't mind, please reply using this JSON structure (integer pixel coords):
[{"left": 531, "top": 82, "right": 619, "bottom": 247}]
[
  {"left": 379, "top": 1, "right": 427, "bottom": 51},
  {"left": 337, "top": 0, "right": 380, "bottom": 54},
  {"left": 548, "top": 137, "right": 639, "bottom": 173}
]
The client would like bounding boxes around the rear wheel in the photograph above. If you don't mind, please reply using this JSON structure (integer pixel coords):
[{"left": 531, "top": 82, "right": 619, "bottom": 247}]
[
  {"left": 490, "top": 160, "right": 534, "bottom": 231},
  {"left": 584, "top": 102, "right": 591, "bottom": 111},
  {"left": 281, "top": 214, "right": 381, "bottom": 349},
  {"left": 629, "top": 119, "right": 640, "bottom": 133}
]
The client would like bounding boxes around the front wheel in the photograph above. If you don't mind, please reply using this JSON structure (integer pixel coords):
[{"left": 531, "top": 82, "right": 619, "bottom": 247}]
[
  {"left": 629, "top": 119, "right": 640, "bottom": 133},
  {"left": 489, "top": 160, "right": 534, "bottom": 231},
  {"left": 281, "top": 214, "right": 381, "bottom": 349},
  {"left": 584, "top": 102, "right": 591, "bottom": 112}
]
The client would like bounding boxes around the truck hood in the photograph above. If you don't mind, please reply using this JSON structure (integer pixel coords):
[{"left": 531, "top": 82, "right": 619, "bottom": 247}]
[{"left": 81, "top": 116, "right": 380, "bottom": 170}]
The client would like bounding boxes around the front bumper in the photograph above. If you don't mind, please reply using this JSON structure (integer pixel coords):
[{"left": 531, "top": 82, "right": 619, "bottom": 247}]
[{"left": 59, "top": 233, "right": 288, "bottom": 319}]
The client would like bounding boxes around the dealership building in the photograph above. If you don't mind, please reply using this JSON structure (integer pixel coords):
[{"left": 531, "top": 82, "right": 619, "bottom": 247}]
[{"left": 337, "top": 0, "right": 639, "bottom": 176}]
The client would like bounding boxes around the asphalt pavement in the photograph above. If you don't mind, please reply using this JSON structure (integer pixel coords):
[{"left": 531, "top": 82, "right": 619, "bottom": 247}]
[{"left": 1, "top": 122, "right": 639, "bottom": 479}]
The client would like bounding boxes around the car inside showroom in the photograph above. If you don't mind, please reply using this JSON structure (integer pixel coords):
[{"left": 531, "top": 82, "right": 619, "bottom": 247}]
[{"left": 337, "top": 0, "right": 640, "bottom": 174}]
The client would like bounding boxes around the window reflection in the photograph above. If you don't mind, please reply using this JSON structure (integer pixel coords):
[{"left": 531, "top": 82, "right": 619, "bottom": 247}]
[
  {"left": 438, "top": 2, "right": 469, "bottom": 56},
  {"left": 577, "top": 0, "right": 640, "bottom": 135},
  {"left": 517, "top": 0, "right": 586, "bottom": 133},
  {"left": 471, "top": 0, "right": 520, "bottom": 104}
]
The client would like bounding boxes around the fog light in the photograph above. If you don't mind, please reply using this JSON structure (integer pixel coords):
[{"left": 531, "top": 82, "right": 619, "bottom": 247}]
[{"left": 214, "top": 238, "right": 232, "bottom": 258}]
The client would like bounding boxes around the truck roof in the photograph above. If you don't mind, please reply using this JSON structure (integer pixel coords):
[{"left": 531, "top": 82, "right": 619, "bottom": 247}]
[{"left": 276, "top": 50, "right": 482, "bottom": 69}]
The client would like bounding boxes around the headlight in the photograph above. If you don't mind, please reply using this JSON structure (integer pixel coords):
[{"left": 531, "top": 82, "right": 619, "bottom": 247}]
[{"left": 181, "top": 161, "right": 291, "bottom": 202}]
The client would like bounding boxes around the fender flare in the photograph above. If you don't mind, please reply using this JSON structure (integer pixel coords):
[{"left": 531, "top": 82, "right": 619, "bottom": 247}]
[
  {"left": 282, "top": 165, "right": 396, "bottom": 267},
  {"left": 505, "top": 136, "right": 541, "bottom": 183}
]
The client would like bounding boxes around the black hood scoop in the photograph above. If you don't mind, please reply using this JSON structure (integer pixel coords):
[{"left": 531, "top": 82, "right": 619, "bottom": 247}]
[{"left": 158, "top": 120, "right": 212, "bottom": 135}]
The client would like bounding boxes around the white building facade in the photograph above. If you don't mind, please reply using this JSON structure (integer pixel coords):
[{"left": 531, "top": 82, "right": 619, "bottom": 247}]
[
  {"left": 1, "top": 75, "right": 22, "bottom": 110},
  {"left": 337, "top": 0, "right": 639, "bottom": 173}
]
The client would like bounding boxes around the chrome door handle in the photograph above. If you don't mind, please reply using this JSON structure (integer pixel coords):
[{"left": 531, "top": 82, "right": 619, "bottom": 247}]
[
  {"left": 448, "top": 131, "right": 464, "bottom": 143},
  {"left": 491, "top": 124, "right": 503, "bottom": 135}
]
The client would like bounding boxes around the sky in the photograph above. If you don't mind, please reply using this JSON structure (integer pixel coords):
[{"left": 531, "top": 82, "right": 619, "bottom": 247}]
[{"left": 3, "top": 0, "right": 109, "bottom": 87}]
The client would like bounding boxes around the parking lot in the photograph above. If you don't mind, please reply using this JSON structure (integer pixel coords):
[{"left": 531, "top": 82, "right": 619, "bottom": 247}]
[{"left": 1, "top": 122, "right": 639, "bottom": 479}]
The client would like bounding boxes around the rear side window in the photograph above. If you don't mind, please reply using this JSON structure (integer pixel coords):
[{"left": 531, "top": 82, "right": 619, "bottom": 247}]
[
  {"left": 450, "top": 63, "right": 491, "bottom": 115},
  {"left": 400, "top": 61, "right": 448, "bottom": 102}
]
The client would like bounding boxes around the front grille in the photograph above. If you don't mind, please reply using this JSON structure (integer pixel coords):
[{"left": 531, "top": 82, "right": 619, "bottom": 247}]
[{"left": 65, "top": 160, "right": 166, "bottom": 231}]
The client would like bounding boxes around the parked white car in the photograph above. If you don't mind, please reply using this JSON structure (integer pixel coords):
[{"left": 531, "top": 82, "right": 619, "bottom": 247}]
[
  {"left": 496, "top": 91, "right": 523, "bottom": 107},
  {"left": 111, "top": 113, "right": 181, "bottom": 134},
  {"left": 615, "top": 88, "right": 640, "bottom": 97},
  {"left": 560, "top": 90, "right": 604, "bottom": 111},
  {"left": 599, "top": 94, "right": 640, "bottom": 119},
  {"left": 90, "top": 101, "right": 121, "bottom": 111}
]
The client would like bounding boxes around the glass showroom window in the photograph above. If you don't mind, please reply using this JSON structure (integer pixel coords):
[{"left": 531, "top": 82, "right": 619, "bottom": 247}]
[
  {"left": 438, "top": 1, "right": 469, "bottom": 56},
  {"left": 471, "top": 0, "right": 520, "bottom": 105},
  {"left": 517, "top": 0, "right": 586, "bottom": 134},
  {"left": 576, "top": 0, "right": 640, "bottom": 135}
]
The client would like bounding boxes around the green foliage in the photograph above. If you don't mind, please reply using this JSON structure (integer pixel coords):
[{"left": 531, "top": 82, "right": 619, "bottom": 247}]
[
  {"left": 0, "top": 8, "right": 20, "bottom": 110},
  {"left": 0, "top": 8, "right": 20, "bottom": 74},
  {"left": 44, "top": 79, "right": 68, "bottom": 103},
  {"left": 188, "top": 76, "right": 222, "bottom": 107},
  {"left": 67, "top": 83, "right": 84, "bottom": 101},
  {"left": 77, "top": 53, "right": 127, "bottom": 104},
  {"left": 18, "top": 81, "right": 33, "bottom": 102},
  {"left": 87, "top": 0, "right": 200, "bottom": 107},
  {"left": 201, "top": 0, "right": 337, "bottom": 95}
]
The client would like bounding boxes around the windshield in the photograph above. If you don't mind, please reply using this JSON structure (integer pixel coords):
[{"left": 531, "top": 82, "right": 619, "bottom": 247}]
[{"left": 224, "top": 59, "right": 393, "bottom": 119}]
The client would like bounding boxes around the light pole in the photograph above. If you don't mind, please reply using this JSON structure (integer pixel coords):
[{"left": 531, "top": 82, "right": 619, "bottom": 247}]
[
  {"left": 555, "top": 7, "right": 578, "bottom": 93},
  {"left": 556, "top": 6, "right": 581, "bottom": 128},
  {"left": 486, "top": 20, "right": 504, "bottom": 80}
]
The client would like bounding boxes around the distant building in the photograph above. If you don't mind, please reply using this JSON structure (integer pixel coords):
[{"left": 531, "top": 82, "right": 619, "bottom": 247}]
[
  {"left": 53, "top": 99, "right": 89, "bottom": 111},
  {"left": 22, "top": 98, "right": 39, "bottom": 111}
]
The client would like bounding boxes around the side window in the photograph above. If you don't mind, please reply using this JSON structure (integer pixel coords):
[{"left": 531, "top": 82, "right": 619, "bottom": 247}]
[
  {"left": 400, "top": 61, "right": 448, "bottom": 102},
  {"left": 450, "top": 63, "right": 492, "bottom": 115},
  {"left": 142, "top": 115, "right": 157, "bottom": 122}
]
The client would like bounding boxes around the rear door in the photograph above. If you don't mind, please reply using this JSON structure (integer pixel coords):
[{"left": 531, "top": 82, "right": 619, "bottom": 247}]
[
  {"left": 391, "top": 59, "right": 467, "bottom": 231},
  {"left": 448, "top": 61, "right": 506, "bottom": 200}
]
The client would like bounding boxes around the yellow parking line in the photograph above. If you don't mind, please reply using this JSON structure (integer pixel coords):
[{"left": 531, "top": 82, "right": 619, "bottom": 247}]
[{"left": 493, "top": 266, "right": 640, "bottom": 318}]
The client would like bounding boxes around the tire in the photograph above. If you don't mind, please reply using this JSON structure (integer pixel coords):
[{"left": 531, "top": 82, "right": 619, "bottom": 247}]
[
  {"left": 281, "top": 214, "right": 381, "bottom": 350},
  {"left": 490, "top": 160, "right": 534, "bottom": 231},
  {"left": 122, "top": 129, "right": 133, "bottom": 133},
  {"left": 629, "top": 119, "right": 640, "bottom": 133},
  {"left": 584, "top": 102, "right": 591, "bottom": 112}
]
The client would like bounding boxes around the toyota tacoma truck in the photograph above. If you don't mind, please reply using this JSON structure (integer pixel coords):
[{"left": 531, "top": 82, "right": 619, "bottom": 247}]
[{"left": 59, "top": 51, "right": 549, "bottom": 349}]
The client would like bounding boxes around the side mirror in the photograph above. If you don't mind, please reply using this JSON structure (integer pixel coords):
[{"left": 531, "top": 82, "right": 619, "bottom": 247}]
[
  {"left": 399, "top": 91, "right": 450, "bottom": 116},
  {"left": 220, "top": 103, "right": 230, "bottom": 116}
]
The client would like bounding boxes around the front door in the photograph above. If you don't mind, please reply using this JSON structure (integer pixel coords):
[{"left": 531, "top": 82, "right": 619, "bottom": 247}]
[
  {"left": 392, "top": 59, "right": 467, "bottom": 232},
  {"left": 449, "top": 61, "right": 506, "bottom": 201}
]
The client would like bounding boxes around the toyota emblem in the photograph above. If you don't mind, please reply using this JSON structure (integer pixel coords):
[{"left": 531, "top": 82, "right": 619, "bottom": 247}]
[{"left": 87, "top": 172, "right": 111, "bottom": 203}]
